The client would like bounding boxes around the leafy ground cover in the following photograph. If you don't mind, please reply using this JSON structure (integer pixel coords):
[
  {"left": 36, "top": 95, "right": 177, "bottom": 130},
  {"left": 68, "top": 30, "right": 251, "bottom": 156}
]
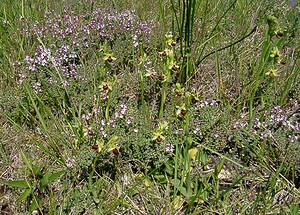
[{"left": 0, "top": 0, "right": 300, "bottom": 214}]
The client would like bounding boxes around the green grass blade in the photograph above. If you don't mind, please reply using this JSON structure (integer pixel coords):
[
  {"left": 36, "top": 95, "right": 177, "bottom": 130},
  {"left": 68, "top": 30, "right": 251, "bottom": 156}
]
[{"left": 0, "top": 180, "right": 30, "bottom": 189}]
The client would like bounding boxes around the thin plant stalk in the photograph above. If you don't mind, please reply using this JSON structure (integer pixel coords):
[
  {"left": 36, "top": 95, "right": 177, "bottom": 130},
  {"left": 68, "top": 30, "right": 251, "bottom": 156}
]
[
  {"left": 215, "top": 49, "right": 225, "bottom": 102},
  {"left": 141, "top": 70, "right": 146, "bottom": 113},
  {"left": 105, "top": 95, "right": 111, "bottom": 122},
  {"left": 248, "top": 40, "right": 270, "bottom": 127},
  {"left": 184, "top": 92, "right": 191, "bottom": 134},
  {"left": 159, "top": 77, "right": 169, "bottom": 119}
]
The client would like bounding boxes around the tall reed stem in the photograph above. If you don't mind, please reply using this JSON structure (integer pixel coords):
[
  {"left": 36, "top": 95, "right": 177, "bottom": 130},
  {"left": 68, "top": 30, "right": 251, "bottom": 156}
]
[{"left": 170, "top": 0, "right": 196, "bottom": 83}]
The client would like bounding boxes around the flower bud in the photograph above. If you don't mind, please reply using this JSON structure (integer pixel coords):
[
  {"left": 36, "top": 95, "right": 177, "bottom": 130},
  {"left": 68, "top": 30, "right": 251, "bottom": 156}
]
[
  {"left": 88, "top": 130, "right": 94, "bottom": 136},
  {"left": 112, "top": 148, "right": 119, "bottom": 156}
]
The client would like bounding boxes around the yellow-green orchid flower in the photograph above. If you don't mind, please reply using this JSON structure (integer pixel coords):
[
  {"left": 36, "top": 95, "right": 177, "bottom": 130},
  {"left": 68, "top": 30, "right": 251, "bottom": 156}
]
[
  {"left": 99, "top": 81, "right": 113, "bottom": 92},
  {"left": 265, "top": 68, "right": 279, "bottom": 77},
  {"left": 176, "top": 104, "right": 187, "bottom": 118},
  {"left": 103, "top": 53, "right": 116, "bottom": 64}
]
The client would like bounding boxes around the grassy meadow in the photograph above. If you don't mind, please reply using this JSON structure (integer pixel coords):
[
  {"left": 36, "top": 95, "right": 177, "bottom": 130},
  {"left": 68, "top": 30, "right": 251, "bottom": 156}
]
[{"left": 0, "top": 0, "right": 300, "bottom": 214}]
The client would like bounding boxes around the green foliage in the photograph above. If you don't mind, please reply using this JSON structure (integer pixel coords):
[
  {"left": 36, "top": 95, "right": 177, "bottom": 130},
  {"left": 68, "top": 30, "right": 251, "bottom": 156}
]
[
  {"left": 0, "top": 0, "right": 300, "bottom": 214},
  {"left": 1, "top": 149, "right": 66, "bottom": 212}
]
